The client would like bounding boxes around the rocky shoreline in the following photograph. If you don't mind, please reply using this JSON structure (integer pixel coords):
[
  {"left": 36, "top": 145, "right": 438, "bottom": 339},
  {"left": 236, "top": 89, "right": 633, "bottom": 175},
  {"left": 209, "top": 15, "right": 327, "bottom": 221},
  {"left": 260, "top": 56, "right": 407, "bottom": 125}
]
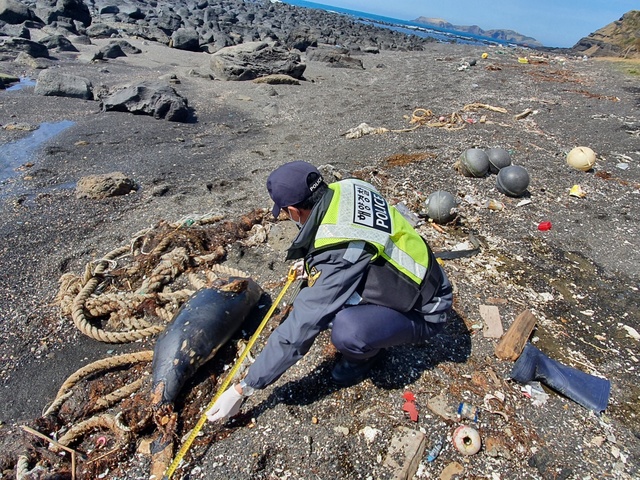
[
  {"left": 3, "top": 0, "right": 437, "bottom": 61},
  {"left": 1, "top": 1, "right": 640, "bottom": 479}
]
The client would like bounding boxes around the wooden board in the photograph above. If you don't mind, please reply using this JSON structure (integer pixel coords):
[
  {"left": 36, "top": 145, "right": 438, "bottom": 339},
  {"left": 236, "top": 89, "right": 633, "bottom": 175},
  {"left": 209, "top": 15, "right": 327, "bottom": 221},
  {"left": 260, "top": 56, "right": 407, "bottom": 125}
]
[
  {"left": 480, "top": 304, "right": 503, "bottom": 338},
  {"left": 494, "top": 309, "right": 537, "bottom": 361}
]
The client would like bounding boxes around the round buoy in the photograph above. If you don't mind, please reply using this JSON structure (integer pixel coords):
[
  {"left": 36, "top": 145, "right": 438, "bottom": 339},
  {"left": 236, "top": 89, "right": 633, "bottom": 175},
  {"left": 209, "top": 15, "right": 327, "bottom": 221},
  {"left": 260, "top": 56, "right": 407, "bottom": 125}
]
[
  {"left": 496, "top": 165, "right": 530, "bottom": 197},
  {"left": 458, "top": 149, "right": 489, "bottom": 177},
  {"left": 452, "top": 425, "right": 481, "bottom": 456},
  {"left": 425, "top": 190, "right": 457, "bottom": 224},
  {"left": 567, "top": 146, "right": 596, "bottom": 171},
  {"left": 485, "top": 148, "right": 512, "bottom": 174}
]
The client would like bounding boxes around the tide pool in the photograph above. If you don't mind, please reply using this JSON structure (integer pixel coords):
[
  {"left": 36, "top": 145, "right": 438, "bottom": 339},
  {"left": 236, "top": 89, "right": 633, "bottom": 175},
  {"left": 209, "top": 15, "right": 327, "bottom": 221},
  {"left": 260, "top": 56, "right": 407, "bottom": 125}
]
[{"left": 0, "top": 120, "right": 75, "bottom": 183}]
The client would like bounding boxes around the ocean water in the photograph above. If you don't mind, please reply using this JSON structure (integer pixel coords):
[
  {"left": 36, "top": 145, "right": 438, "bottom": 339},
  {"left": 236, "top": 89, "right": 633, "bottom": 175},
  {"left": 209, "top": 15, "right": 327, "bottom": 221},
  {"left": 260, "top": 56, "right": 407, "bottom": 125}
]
[{"left": 279, "top": 0, "right": 502, "bottom": 46}]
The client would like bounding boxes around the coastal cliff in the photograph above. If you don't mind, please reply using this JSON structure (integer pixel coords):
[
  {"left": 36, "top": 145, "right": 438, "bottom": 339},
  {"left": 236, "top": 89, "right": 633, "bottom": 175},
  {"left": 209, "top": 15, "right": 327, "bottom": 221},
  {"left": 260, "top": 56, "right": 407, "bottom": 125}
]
[{"left": 573, "top": 10, "right": 640, "bottom": 58}]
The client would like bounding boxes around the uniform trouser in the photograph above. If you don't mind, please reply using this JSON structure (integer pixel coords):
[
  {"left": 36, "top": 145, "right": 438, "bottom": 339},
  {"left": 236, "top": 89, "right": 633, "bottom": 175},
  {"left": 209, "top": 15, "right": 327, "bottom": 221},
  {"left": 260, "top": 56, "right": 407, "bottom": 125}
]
[{"left": 330, "top": 304, "right": 445, "bottom": 361}]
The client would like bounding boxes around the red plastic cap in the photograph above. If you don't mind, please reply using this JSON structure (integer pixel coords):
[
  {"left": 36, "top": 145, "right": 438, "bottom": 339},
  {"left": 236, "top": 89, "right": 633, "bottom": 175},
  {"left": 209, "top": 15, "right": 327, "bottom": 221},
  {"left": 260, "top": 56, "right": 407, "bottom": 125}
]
[{"left": 538, "top": 221, "right": 552, "bottom": 231}]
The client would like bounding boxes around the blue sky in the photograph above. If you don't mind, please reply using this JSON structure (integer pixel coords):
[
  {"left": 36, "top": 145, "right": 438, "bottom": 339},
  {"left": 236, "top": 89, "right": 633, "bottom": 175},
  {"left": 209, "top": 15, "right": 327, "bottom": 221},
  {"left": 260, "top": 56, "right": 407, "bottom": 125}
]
[{"left": 302, "top": 1, "right": 638, "bottom": 48}]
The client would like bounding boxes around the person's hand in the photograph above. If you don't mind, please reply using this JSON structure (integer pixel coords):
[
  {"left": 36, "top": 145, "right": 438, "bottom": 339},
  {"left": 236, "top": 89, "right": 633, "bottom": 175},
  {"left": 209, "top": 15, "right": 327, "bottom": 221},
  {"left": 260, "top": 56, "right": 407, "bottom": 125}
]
[
  {"left": 293, "top": 260, "right": 308, "bottom": 279},
  {"left": 205, "top": 385, "right": 244, "bottom": 422}
]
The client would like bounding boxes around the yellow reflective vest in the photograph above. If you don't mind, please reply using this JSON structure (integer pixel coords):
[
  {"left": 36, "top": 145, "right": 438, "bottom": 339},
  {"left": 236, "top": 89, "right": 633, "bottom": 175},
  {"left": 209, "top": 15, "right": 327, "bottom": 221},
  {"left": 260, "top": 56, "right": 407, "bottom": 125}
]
[{"left": 312, "top": 179, "right": 441, "bottom": 312}]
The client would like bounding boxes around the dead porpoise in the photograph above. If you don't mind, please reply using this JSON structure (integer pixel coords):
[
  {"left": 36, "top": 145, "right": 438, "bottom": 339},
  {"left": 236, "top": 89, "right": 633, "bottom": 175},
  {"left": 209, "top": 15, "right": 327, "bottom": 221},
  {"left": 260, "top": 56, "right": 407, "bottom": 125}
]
[
  {"left": 149, "top": 276, "right": 263, "bottom": 477},
  {"left": 151, "top": 276, "right": 264, "bottom": 406}
]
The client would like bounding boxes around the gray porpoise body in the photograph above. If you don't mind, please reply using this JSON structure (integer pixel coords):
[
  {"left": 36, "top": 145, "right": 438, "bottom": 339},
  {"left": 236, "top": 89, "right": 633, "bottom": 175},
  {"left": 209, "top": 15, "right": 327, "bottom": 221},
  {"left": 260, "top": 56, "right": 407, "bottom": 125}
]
[{"left": 151, "top": 277, "right": 264, "bottom": 404}]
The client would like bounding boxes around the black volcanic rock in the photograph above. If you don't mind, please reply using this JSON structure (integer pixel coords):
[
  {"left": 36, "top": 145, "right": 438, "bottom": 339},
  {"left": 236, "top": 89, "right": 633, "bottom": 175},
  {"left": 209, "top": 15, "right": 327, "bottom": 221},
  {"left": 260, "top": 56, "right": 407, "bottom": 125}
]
[
  {"left": 82, "top": 0, "right": 436, "bottom": 53},
  {"left": 39, "top": 33, "right": 79, "bottom": 51},
  {"left": 209, "top": 40, "right": 306, "bottom": 80},
  {"left": 0, "top": 36, "right": 49, "bottom": 58},
  {"left": 101, "top": 81, "right": 190, "bottom": 121},
  {"left": 34, "top": 0, "right": 92, "bottom": 27},
  {"left": 0, "top": 0, "right": 39, "bottom": 24}
]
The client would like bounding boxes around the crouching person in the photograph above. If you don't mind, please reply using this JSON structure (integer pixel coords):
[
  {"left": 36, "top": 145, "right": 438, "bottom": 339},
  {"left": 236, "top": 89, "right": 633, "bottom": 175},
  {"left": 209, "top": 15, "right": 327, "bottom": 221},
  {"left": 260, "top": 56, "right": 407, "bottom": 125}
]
[{"left": 207, "top": 161, "right": 452, "bottom": 422}]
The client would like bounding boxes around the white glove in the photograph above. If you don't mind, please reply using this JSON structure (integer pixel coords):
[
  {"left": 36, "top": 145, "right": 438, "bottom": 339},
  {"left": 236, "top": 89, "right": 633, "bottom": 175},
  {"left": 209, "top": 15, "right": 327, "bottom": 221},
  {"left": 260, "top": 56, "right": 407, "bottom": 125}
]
[
  {"left": 293, "top": 259, "right": 308, "bottom": 279},
  {"left": 206, "top": 385, "right": 244, "bottom": 422}
]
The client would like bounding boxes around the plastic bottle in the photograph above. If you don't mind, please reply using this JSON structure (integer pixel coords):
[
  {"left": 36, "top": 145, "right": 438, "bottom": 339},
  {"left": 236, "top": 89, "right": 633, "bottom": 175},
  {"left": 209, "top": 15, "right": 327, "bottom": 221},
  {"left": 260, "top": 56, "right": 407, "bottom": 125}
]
[
  {"left": 457, "top": 402, "right": 479, "bottom": 421},
  {"left": 426, "top": 436, "right": 444, "bottom": 462}
]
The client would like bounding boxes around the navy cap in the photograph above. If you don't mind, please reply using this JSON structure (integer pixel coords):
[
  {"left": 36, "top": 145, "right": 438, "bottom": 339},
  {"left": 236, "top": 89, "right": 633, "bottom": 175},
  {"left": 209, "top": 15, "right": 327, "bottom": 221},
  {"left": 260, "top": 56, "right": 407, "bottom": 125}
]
[{"left": 267, "top": 161, "right": 324, "bottom": 217}]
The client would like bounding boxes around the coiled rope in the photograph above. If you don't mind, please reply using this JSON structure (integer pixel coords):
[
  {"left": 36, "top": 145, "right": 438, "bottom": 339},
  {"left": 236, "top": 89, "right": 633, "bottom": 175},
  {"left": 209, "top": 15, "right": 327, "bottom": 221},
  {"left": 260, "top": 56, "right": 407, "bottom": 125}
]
[
  {"left": 69, "top": 245, "right": 167, "bottom": 343},
  {"left": 92, "top": 377, "right": 146, "bottom": 413},
  {"left": 44, "top": 350, "right": 154, "bottom": 416},
  {"left": 56, "top": 413, "right": 131, "bottom": 449},
  {"left": 35, "top": 211, "right": 265, "bottom": 477}
]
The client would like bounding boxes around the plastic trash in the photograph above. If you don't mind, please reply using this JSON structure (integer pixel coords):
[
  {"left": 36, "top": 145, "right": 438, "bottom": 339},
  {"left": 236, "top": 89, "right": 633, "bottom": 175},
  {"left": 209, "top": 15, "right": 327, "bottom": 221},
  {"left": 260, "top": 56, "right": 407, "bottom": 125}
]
[
  {"left": 426, "top": 435, "right": 444, "bottom": 462},
  {"left": 569, "top": 185, "right": 586, "bottom": 198},
  {"left": 567, "top": 146, "right": 596, "bottom": 171},
  {"left": 425, "top": 191, "right": 457, "bottom": 224},
  {"left": 537, "top": 221, "right": 552, "bottom": 231},
  {"left": 458, "top": 149, "right": 489, "bottom": 177},
  {"left": 457, "top": 402, "right": 479, "bottom": 422},
  {"left": 452, "top": 425, "right": 481, "bottom": 455},
  {"left": 496, "top": 165, "right": 529, "bottom": 197}
]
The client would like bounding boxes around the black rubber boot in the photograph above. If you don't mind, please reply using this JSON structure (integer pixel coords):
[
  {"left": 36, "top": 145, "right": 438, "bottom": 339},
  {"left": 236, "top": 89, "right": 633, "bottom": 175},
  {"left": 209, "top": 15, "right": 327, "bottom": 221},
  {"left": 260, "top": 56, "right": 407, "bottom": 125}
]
[
  {"left": 510, "top": 343, "right": 611, "bottom": 412},
  {"left": 331, "top": 354, "right": 380, "bottom": 386}
]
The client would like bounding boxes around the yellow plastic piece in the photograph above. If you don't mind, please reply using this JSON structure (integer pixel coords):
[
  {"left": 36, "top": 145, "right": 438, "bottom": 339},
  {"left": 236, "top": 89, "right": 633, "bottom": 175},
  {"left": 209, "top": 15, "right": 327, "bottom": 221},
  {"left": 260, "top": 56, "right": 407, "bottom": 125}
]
[{"left": 569, "top": 185, "right": 586, "bottom": 198}]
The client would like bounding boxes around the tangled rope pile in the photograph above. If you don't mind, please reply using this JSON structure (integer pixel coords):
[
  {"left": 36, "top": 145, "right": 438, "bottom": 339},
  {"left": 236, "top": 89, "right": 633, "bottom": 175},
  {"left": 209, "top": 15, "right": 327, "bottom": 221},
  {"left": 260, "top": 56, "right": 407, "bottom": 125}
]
[
  {"left": 342, "top": 104, "right": 509, "bottom": 139},
  {"left": 55, "top": 210, "right": 266, "bottom": 344},
  {"left": 12, "top": 210, "right": 271, "bottom": 479}
]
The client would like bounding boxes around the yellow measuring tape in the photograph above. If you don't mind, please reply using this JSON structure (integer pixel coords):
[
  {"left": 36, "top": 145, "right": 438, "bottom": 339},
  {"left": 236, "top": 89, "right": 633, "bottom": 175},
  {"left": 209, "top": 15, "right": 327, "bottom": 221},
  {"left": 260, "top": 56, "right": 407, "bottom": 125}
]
[{"left": 163, "top": 266, "right": 298, "bottom": 479}]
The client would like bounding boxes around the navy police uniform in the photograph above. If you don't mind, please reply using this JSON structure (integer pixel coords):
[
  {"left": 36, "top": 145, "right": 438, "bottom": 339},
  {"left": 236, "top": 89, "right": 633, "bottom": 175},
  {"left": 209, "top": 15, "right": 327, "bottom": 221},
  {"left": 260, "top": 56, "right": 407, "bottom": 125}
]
[{"left": 243, "top": 178, "right": 452, "bottom": 390}]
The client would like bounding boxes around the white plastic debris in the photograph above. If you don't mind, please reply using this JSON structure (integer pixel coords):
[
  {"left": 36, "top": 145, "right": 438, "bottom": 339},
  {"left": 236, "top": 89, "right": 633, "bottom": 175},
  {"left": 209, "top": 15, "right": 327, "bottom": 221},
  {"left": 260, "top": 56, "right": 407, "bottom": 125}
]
[
  {"left": 521, "top": 381, "right": 549, "bottom": 406},
  {"left": 538, "top": 292, "right": 554, "bottom": 302},
  {"left": 452, "top": 241, "right": 475, "bottom": 251},
  {"left": 622, "top": 324, "right": 640, "bottom": 340},
  {"left": 394, "top": 202, "right": 419, "bottom": 227},
  {"left": 569, "top": 185, "right": 587, "bottom": 198},
  {"left": 342, "top": 123, "right": 389, "bottom": 139},
  {"left": 359, "top": 426, "right": 381, "bottom": 444}
]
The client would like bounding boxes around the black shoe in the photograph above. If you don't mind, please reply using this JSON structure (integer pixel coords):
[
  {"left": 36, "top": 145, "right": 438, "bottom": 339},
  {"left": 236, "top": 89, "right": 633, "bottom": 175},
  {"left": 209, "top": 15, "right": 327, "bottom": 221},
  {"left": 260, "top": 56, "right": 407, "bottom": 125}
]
[{"left": 331, "top": 354, "right": 380, "bottom": 386}]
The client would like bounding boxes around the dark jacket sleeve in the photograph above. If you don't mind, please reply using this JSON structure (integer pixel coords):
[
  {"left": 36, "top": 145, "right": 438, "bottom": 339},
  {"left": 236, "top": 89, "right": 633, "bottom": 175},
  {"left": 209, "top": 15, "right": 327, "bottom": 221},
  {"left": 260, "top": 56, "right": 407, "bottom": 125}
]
[{"left": 243, "top": 243, "right": 372, "bottom": 389}]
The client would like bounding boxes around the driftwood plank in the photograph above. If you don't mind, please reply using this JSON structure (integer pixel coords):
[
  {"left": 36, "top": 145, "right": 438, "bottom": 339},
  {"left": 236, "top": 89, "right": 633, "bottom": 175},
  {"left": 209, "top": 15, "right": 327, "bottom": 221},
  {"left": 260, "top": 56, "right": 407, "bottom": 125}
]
[{"left": 494, "top": 310, "right": 537, "bottom": 361}]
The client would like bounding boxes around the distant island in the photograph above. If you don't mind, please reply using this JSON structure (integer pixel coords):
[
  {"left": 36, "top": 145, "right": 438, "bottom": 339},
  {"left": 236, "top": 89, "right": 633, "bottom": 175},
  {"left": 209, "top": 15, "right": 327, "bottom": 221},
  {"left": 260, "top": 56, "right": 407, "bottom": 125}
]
[{"left": 413, "top": 16, "right": 543, "bottom": 47}]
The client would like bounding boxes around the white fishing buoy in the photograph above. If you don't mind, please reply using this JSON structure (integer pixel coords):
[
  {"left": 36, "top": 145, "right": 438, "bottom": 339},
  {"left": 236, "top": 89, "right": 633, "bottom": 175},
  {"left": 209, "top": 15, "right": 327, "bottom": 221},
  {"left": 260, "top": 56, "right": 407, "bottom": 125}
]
[{"left": 567, "top": 146, "right": 596, "bottom": 171}]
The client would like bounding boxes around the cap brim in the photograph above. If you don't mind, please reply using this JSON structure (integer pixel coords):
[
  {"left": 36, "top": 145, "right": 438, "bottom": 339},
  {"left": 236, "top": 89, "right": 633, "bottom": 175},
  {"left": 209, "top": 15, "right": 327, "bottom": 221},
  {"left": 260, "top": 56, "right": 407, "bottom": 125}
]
[{"left": 271, "top": 204, "right": 281, "bottom": 218}]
